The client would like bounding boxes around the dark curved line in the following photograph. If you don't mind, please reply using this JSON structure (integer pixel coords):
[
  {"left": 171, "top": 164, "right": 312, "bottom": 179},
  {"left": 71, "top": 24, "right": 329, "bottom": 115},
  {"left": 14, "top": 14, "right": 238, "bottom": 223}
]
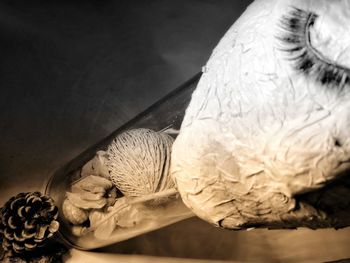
[{"left": 305, "top": 11, "right": 350, "bottom": 77}]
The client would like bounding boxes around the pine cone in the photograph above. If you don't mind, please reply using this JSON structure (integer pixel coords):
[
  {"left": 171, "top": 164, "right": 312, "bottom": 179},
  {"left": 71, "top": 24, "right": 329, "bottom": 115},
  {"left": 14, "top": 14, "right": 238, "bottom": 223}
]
[{"left": 0, "top": 192, "right": 59, "bottom": 256}]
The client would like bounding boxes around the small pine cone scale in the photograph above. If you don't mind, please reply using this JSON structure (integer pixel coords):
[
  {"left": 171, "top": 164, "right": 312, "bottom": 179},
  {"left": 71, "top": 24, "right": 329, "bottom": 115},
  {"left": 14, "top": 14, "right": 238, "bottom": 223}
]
[{"left": 0, "top": 192, "right": 60, "bottom": 256}]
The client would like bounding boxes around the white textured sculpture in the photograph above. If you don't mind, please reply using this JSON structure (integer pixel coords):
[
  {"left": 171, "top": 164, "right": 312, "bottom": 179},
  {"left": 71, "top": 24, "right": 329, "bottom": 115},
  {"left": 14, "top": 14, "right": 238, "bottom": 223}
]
[{"left": 172, "top": 0, "right": 350, "bottom": 229}]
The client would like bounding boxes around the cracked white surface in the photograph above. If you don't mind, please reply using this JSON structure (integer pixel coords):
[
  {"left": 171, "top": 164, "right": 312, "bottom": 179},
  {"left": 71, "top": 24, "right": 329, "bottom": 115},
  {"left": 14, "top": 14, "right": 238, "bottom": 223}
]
[{"left": 171, "top": 0, "right": 350, "bottom": 228}]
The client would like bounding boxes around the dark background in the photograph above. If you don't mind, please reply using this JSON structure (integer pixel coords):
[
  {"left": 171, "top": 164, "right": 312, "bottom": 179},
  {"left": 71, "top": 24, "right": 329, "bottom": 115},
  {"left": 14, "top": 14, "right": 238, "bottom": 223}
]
[
  {"left": 1, "top": 1, "right": 350, "bottom": 262},
  {"left": 0, "top": 0, "right": 249, "bottom": 201}
]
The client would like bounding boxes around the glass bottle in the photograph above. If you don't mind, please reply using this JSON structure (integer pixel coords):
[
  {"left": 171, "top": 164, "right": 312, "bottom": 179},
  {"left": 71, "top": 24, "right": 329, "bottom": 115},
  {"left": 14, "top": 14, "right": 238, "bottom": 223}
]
[{"left": 44, "top": 73, "right": 201, "bottom": 250}]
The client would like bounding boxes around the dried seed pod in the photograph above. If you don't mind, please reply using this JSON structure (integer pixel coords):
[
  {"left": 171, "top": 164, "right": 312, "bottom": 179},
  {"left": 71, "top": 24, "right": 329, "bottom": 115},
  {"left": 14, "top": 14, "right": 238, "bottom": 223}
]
[
  {"left": 70, "top": 225, "right": 88, "bottom": 237},
  {"left": 66, "top": 175, "right": 115, "bottom": 210},
  {"left": 106, "top": 128, "right": 175, "bottom": 198},
  {"left": 62, "top": 199, "right": 89, "bottom": 225}
]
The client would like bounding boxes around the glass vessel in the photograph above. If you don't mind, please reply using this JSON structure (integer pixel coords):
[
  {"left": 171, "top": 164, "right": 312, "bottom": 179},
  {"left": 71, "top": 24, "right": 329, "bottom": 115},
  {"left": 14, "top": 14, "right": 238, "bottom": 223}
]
[{"left": 44, "top": 73, "right": 201, "bottom": 250}]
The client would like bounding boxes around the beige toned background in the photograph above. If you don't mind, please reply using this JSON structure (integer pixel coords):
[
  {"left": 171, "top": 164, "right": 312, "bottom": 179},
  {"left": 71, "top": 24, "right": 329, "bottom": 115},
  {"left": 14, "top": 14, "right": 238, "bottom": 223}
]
[{"left": 1, "top": 1, "right": 350, "bottom": 262}]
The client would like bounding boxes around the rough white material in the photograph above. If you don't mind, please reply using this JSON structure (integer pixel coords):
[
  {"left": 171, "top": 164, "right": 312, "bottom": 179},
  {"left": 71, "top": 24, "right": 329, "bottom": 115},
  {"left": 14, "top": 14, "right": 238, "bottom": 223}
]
[{"left": 172, "top": 0, "right": 350, "bottom": 229}]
